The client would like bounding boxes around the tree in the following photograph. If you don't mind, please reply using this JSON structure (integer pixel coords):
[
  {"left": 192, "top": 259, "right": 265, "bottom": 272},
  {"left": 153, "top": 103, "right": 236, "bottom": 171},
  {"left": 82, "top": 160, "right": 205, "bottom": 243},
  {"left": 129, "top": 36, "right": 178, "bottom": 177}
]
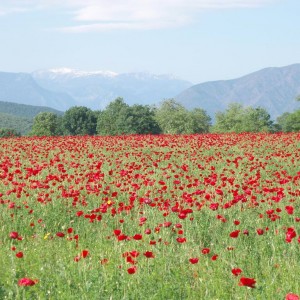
[
  {"left": 97, "top": 98, "right": 133, "bottom": 136},
  {"left": 212, "top": 103, "right": 244, "bottom": 133},
  {"left": 240, "top": 107, "right": 273, "bottom": 132},
  {"left": 63, "top": 106, "right": 97, "bottom": 136},
  {"left": 212, "top": 103, "right": 273, "bottom": 133},
  {"left": 30, "top": 112, "right": 62, "bottom": 136},
  {"left": 190, "top": 108, "right": 211, "bottom": 133},
  {"left": 128, "top": 104, "right": 161, "bottom": 134},
  {"left": 276, "top": 110, "right": 300, "bottom": 132},
  {"left": 155, "top": 99, "right": 211, "bottom": 134}
]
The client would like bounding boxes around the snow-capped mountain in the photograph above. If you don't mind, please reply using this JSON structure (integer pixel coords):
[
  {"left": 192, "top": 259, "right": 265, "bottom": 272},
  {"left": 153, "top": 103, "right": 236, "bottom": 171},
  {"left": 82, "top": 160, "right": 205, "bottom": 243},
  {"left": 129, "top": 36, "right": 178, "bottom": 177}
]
[{"left": 32, "top": 68, "right": 193, "bottom": 110}]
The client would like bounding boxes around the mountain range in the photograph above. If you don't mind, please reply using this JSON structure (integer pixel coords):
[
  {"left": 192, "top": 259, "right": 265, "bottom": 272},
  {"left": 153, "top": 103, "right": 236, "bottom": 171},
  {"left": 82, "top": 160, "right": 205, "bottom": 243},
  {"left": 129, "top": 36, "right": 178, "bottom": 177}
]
[
  {"left": 32, "top": 68, "right": 192, "bottom": 110},
  {"left": 0, "top": 64, "right": 300, "bottom": 120},
  {"left": 175, "top": 64, "right": 300, "bottom": 120}
]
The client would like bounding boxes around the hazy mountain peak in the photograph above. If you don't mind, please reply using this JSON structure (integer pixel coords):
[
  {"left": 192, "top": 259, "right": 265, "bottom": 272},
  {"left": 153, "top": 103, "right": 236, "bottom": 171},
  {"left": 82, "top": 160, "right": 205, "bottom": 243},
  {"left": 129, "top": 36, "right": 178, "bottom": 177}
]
[
  {"left": 175, "top": 63, "right": 300, "bottom": 120},
  {"left": 34, "top": 68, "right": 119, "bottom": 78}
]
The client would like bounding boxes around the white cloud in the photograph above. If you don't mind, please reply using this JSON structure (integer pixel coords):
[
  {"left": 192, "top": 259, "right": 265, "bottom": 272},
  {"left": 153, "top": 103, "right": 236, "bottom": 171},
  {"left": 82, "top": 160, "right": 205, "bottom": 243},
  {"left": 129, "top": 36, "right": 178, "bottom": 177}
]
[{"left": 0, "top": 0, "right": 276, "bottom": 31}]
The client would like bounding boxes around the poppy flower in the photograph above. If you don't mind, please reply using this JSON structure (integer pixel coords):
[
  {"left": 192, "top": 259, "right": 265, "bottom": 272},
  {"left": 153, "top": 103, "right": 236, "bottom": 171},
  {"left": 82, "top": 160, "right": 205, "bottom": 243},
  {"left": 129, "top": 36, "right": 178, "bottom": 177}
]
[
  {"left": 211, "top": 254, "right": 218, "bottom": 261},
  {"left": 143, "top": 251, "right": 155, "bottom": 258},
  {"left": 16, "top": 252, "right": 23, "bottom": 258},
  {"left": 113, "top": 230, "right": 121, "bottom": 237},
  {"left": 56, "top": 232, "right": 65, "bottom": 238},
  {"left": 285, "top": 206, "right": 294, "bottom": 215},
  {"left": 189, "top": 258, "right": 199, "bottom": 264},
  {"left": 81, "top": 250, "right": 89, "bottom": 258},
  {"left": 130, "top": 251, "right": 140, "bottom": 258},
  {"left": 286, "top": 293, "right": 299, "bottom": 300},
  {"left": 127, "top": 266, "right": 137, "bottom": 274},
  {"left": 201, "top": 248, "right": 210, "bottom": 255},
  {"left": 230, "top": 230, "right": 240, "bottom": 238},
  {"left": 18, "top": 278, "right": 37, "bottom": 286},
  {"left": 256, "top": 228, "right": 264, "bottom": 235},
  {"left": 231, "top": 268, "right": 242, "bottom": 276},
  {"left": 238, "top": 277, "right": 256, "bottom": 288},
  {"left": 133, "top": 234, "right": 142, "bottom": 240},
  {"left": 10, "top": 232, "right": 19, "bottom": 239},
  {"left": 176, "top": 237, "right": 186, "bottom": 243}
]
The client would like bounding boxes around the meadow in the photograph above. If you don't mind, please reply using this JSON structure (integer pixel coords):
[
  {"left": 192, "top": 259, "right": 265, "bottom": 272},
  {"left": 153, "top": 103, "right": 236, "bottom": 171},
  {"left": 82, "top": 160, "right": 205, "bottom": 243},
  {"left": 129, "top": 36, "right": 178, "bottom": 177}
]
[{"left": 0, "top": 133, "right": 299, "bottom": 300}]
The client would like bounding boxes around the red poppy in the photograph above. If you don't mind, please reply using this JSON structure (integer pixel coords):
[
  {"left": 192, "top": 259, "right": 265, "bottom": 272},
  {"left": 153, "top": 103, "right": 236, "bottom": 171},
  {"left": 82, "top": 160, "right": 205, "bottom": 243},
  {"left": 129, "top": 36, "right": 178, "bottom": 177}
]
[
  {"left": 189, "top": 258, "right": 199, "bottom": 264},
  {"left": 18, "top": 278, "right": 38, "bottom": 286},
  {"left": 286, "top": 293, "right": 300, "bottom": 300},
  {"left": 229, "top": 230, "right": 240, "bottom": 238},
  {"left": 113, "top": 229, "right": 121, "bottom": 236},
  {"left": 133, "top": 234, "right": 142, "bottom": 240},
  {"left": 117, "top": 234, "right": 128, "bottom": 241},
  {"left": 201, "top": 248, "right": 210, "bottom": 255},
  {"left": 130, "top": 251, "right": 140, "bottom": 258},
  {"left": 10, "top": 231, "right": 19, "bottom": 239},
  {"left": 143, "top": 251, "right": 155, "bottom": 258},
  {"left": 231, "top": 268, "right": 242, "bottom": 276},
  {"left": 243, "top": 229, "right": 249, "bottom": 236},
  {"left": 256, "top": 228, "right": 264, "bottom": 235},
  {"left": 16, "top": 252, "right": 23, "bottom": 258},
  {"left": 74, "top": 255, "right": 80, "bottom": 262},
  {"left": 238, "top": 277, "right": 256, "bottom": 288},
  {"left": 81, "top": 250, "right": 89, "bottom": 258},
  {"left": 211, "top": 254, "right": 218, "bottom": 261},
  {"left": 127, "top": 266, "right": 137, "bottom": 274},
  {"left": 285, "top": 206, "right": 294, "bottom": 215},
  {"left": 56, "top": 232, "right": 65, "bottom": 238},
  {"left": 176, "top": 237, "right": 186, "bottom": 243}
]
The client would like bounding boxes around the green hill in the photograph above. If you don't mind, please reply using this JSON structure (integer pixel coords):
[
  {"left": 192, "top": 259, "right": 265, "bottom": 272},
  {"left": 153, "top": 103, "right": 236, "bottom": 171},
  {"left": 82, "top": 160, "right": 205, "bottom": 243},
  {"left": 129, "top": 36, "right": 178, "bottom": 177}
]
[
  {"left": 0, "top": 100, "right": 63, "bottom": 119},
  {"left": 0, "top": 112, "right": 33, "bottom": 135},
  {"left": 0, "top": 101, "right": 64, "bottom": 135}
]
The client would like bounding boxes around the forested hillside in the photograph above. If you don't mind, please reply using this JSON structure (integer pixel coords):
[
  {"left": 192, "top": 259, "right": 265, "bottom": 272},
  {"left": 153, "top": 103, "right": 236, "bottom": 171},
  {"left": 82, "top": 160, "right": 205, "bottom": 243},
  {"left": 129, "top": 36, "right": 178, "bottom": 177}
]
[
  {"left": 0, "top": 101, "right": 63, "bottom": 118},
  {"left": 0, "top": 112, "right": 33, "bottom": 135}
]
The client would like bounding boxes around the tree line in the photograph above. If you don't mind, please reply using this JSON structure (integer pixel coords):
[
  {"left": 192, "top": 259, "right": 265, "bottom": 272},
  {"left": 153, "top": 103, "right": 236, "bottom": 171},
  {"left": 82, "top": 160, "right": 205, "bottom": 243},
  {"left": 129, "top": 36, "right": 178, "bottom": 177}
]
[{"left": 1, "top": 97, "right": 299, "bottom": 137}]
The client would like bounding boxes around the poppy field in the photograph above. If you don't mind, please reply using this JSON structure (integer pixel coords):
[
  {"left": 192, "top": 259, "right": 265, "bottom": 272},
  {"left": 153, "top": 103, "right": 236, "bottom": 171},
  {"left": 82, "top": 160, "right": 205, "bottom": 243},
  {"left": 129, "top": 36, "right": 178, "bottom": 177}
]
[{"left": 0, "top": 133, "right": 300, "bottom": 299}]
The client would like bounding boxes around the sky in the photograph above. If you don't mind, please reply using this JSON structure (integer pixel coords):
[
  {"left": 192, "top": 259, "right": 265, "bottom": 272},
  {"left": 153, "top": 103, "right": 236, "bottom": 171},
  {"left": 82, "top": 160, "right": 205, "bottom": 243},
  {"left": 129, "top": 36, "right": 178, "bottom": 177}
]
[{"left": 0, "top": 0, "right": 299, "bottom": 83}]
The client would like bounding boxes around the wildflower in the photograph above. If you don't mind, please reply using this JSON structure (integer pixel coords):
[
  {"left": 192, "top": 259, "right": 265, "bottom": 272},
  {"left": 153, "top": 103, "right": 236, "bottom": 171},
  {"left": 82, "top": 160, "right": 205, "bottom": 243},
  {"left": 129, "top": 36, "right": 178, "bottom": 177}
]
[
  {"left": 231, "top": 268, "right": 242, "bottom": 276},
  {"left": 189, "top": 258, "right": 199, "bottom": 264},
  {"left": 18, "top": 278, "right": 37, "bottom": 286},
  {"left": 238, "top": 277, "right": 256, "bottom": 288}
]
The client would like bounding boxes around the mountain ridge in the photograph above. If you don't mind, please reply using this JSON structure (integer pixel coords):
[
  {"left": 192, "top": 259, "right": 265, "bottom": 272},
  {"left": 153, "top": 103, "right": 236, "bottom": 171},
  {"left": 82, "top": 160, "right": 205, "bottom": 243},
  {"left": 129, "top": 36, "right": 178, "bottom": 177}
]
[{"left": 175, "top": 63, "right": 300, "bottom": 120}]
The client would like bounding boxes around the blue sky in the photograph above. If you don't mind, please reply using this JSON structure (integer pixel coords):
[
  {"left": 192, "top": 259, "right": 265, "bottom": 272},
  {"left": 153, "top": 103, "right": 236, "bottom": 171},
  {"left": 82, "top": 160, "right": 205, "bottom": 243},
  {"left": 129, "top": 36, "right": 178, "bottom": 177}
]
[{"left": 0, "top": 0, "right": 299, "bottom": 83}]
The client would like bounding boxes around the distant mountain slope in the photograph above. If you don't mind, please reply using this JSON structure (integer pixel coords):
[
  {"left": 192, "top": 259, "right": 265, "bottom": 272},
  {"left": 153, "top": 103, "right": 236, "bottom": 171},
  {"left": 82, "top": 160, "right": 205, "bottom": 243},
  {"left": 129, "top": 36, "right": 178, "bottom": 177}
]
[
  {"left": 0, "top": 101, "right": 63, "bottom": 119},
  {"left": 0, "top": 112, "right": 32, "bottom": 135},
  {"left": 32, "top": 68, "right": 193, "bottom": 110},
  {"left": 175, "top": 64, "right": 300, "bottom": 120},
  {"left": 0, "top": 72, "right": 76, "bottom": 111}
]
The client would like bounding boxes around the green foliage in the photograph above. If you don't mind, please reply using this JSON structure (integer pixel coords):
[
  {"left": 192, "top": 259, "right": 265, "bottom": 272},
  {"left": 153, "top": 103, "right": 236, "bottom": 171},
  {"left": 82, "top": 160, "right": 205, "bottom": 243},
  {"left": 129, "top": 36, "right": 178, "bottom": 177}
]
[
  {"left": 0, "top": 112, "right": 32, "bottom": 135},
  {"left": 276, "top": 110, "right": 300, "bottom": 132},
  {"left": 97, "top": 98, "right": 132, "bottom": 135},
  {"left": 128, "top": 104, "right": 161, "bottom": 134},
  {"left": 0, "top": 128, "right": 21, "bottom": 137},
  {"left": 30, "top": 112, "right": 62, "bottom": 136},
  {"left": 212, "top": 103, "right": 273, "bottom": 133},
  {"left": 97, "top": 98, "right": 161, "bottom": 135},
  {"left": 0, "top": 101, "right": 63, "bottom": 118},
  {"left": 155, "top": 99, "right": 211, "bottom": 134},
  {"left": 63, "top": 106, "right": 97, "bottom": 136}
]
